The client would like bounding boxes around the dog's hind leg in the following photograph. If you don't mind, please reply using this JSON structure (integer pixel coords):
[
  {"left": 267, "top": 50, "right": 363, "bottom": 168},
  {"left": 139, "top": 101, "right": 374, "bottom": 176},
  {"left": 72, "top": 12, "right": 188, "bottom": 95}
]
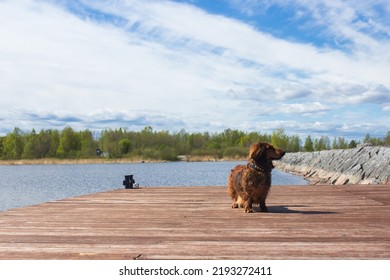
[
  {"left": 259, "top": 199, "right": 268, "bottom": 212},
  {"left": 229, "top": 190, "right": 239, "bottom": 208}
]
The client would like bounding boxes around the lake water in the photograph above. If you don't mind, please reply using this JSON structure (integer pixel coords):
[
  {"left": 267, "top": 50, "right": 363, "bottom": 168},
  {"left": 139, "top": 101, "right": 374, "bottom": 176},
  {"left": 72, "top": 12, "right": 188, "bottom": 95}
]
[{"left": 0, "top": 161, "right": 307, "bottom": 211}]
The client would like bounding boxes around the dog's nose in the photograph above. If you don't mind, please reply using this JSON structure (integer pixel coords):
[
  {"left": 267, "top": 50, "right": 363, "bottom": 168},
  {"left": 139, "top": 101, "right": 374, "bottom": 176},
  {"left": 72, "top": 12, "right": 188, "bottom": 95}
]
[{"left": 280, "top": 150, "right": 286, "bottom": 156}]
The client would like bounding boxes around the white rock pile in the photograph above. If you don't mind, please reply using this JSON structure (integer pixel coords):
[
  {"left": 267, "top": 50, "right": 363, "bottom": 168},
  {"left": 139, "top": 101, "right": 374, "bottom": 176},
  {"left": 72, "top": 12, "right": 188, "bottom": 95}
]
[{"left": 274, "top": 144, "right": 390, "bottom": 185}]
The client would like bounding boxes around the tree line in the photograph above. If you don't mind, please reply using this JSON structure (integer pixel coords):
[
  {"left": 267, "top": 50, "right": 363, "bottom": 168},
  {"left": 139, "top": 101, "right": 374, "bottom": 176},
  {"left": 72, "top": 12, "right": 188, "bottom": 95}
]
[{"left": 0, "top": 126, "right": 389, "bottom": 161}]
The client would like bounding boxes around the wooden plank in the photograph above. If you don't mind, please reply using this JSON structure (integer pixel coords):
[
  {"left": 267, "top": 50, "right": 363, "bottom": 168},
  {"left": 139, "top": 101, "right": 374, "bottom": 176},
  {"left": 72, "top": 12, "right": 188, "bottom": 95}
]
[{"left": 0, "top": 185, "right": 389, "bottom": 259}]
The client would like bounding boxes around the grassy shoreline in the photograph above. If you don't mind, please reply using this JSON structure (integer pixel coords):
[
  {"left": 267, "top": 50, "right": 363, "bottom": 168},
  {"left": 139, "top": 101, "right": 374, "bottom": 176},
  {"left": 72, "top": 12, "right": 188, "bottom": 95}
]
[{"left": 0, "top": 156, "right": 246, "bottom": 165}]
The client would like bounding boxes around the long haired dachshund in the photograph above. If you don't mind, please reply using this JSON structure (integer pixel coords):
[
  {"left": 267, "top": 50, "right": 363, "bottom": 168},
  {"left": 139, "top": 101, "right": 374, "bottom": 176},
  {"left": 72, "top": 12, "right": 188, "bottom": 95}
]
[{"left": 228, "top": 142, "right": 285, "bottom": 213}]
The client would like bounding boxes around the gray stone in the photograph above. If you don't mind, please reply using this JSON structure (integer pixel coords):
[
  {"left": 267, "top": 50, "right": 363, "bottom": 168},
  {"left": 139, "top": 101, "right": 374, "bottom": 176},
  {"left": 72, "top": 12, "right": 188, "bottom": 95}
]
[{"left": 276, "top": 146, "right": 390, "bottom": 185}]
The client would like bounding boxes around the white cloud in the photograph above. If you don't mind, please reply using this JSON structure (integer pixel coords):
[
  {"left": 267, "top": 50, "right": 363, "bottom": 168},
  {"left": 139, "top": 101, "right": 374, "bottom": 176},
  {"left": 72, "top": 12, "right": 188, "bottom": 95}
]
[
  {"left": 312, "top": 83, "right": 390, "bottom": 106},
  {"left": 1, "top": 1, "right": 228, "bottom": 113},
  {"left": 86, "top": 0, "right": 390, "bottom": 87},
  {"left": 0, "top": 0, "right": 389, "bottom": 139},
  {"left": 279, "top": 102, "right": 330, "bottom": 115}
]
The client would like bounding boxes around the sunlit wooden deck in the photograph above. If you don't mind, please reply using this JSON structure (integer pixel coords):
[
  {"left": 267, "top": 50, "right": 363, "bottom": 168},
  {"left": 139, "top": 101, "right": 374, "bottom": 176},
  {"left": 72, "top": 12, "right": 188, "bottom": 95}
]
[{"left": 0, "top": 185, "right": 389, "bottom": 259}]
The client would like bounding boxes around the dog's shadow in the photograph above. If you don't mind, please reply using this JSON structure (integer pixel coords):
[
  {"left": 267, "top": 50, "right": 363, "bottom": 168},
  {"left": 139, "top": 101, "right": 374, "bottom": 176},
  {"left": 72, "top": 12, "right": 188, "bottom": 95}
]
[{"left": 254, "top": 205, "right": 337, "bottom": 215}]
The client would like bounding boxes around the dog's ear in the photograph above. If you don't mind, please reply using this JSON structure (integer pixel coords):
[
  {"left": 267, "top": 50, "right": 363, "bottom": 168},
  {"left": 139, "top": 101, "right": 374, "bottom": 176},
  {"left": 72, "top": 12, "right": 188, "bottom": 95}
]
[
  {"left": 248, "top": 143, "right": 257, "bottom": 159},
  {"left": 249, "top": 142, "right": 267, "bottom": 160}
]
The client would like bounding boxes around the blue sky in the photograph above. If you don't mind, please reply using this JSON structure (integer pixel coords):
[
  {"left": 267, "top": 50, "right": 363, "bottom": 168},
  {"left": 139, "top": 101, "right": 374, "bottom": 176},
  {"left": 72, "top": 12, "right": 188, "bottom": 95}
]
[{"left": 1, "top": 0, "right": 390, "bottom": 140}]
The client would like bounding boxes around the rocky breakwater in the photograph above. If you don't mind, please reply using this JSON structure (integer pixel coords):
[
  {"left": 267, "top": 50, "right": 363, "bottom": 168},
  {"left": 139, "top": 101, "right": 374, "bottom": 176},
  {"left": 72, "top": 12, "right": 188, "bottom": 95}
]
[{"left": 274, "top": 144, "right": 390, "bottom": 185}]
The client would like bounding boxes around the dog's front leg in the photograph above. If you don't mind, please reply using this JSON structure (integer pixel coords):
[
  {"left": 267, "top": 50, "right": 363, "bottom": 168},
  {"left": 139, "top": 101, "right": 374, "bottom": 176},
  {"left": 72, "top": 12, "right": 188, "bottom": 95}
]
[{"left": 244, "top": 198, "right": 254, "bottom": 213}]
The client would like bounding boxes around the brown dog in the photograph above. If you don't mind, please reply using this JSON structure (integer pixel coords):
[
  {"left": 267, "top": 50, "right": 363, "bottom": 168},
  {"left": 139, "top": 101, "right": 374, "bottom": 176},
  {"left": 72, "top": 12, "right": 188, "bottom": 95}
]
[{"left": 228, "top": 142, "right": 285, "bottom": 213}]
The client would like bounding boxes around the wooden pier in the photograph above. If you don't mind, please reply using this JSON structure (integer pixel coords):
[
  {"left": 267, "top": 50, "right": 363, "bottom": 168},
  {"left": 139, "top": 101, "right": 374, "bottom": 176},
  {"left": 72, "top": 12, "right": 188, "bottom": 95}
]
[{"left": 0, "top": 185, "right": 389, "bottom": 259}]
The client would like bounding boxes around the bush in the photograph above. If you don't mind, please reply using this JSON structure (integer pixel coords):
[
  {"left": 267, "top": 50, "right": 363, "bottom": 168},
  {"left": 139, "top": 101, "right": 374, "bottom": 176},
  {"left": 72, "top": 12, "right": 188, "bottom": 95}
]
[{"left": 223, "top": 146, "right": 247, "bottom": 159}]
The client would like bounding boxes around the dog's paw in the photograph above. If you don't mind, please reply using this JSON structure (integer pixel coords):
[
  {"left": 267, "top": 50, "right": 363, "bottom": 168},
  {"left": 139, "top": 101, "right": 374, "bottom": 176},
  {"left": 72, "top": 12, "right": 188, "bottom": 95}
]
[
  {"left": 231, "top": 203, "right": 239, "bottom": 208},
  {"left": 260, "top": 202, "right": 268, "bottom": 212},
  {"left": 244, "top": 208, "right": 254, "bottom": 213}
]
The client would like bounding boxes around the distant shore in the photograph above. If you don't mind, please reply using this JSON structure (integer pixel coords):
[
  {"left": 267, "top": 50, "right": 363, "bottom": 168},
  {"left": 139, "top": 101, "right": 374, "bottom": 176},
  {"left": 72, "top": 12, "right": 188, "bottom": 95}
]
[{"left": 0, "top": 156, "right": 246, "bottom": 165}]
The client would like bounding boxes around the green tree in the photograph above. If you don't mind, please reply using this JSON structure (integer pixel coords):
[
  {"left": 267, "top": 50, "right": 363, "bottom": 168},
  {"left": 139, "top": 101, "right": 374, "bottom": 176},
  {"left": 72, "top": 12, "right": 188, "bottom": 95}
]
[
  {"left": 363, "top": 133, "right": 371, "bottom": 144},
  {"left": 188, "top": 132, "right": 208, "bottom": 150},
  {"left": 287, "top": 135, "right": 301, "bottom": 152},
  {"left": 47, "top": 130, "right": 60, "bottom": 157},
  {"left": 384, "top": 131, "right": 390, "bottom": 146},
  {"left": 3, "top": 126, "right": 389, "bottom": 161},
  {"left": 57, "top": 126, "right": 81, "bottom": 158},
  {"left": 332, "top": 137, "right": 349, "bottom": 149},
  {"left": 304, "top": 135, "right": 314, "bottom": 152},
  {"left": 271, "top": 128, "right": 289, "bottom": 150},
  {"left": 79, "top": 129, "right": 97, "bottom": 158},
  {"left": 221, "top": 129, "right": 244, "bottom": 147},
  {"left": 22, "top": 129, "right": 39, "bottom": 159},
  {"left": 139, "top": 126, "right": 154, "bottom": 148},
  {"left": 349, "top": 140, "right": 358, "bottom": 148},
  {"left": 158, "top": 145, "right": 178, "bottom": 161},
  {"left": 100, "top": 129, "right": 122, "bottom": 158},
  {"left": 363, "top": 133, "right": 383, "bottom": 146},
  {"left": 314, "top": 136, "right": 330, "bottom": 151},
  {"left": 2, "top": 128, "right": 24, "bottom": 159},
  {"left": 0, "top": 136, "right": 4, "bottom": 158},
  {"left": 175, "top": 130, "right": 191, "bottom": 155},
  {"left": 119, "top": 139, "right": 132, "bottom": 155}
]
